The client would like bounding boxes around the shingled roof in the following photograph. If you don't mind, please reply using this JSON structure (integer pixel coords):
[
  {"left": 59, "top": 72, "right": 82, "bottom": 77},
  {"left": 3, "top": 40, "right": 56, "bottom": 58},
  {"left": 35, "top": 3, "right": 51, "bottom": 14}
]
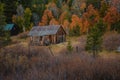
[
  {"left": 28, "top": 25, "right": 65, "bottom": 36},
  {"left": 4, "top": 24, "right": 14, "bottom": 31}
]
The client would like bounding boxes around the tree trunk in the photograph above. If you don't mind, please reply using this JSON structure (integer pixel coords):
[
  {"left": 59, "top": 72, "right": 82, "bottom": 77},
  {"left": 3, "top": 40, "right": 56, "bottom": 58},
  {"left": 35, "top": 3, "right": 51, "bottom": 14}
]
[{"left": 23, "top": 25, "right": 25, "bottom": 32}]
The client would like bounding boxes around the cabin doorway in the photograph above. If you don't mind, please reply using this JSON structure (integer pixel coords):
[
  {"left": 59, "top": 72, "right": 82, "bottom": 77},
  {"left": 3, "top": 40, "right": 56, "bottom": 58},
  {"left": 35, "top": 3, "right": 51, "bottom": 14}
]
[{"left": 49, "top": 35, "right": 52, "bottom": 44}]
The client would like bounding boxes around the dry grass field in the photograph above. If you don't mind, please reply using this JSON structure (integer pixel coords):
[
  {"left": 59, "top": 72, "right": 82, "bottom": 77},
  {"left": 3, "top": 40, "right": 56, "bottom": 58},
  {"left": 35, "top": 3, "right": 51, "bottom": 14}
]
[
  {"left": 2, "top": 32, "right": 120, "bottom": 57},
  {"left": 0, "top": 32, "right": 120, "bottom": 80}
]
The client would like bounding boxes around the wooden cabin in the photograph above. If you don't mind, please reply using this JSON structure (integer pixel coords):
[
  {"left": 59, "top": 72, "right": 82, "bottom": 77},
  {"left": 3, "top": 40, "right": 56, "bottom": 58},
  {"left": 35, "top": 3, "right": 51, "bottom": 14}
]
[
  {"left": 28, "top": 25, "right": 66, "bottom": 46},
  {"left": 4, "top": 24, "right": 20, "bottom": 35}
]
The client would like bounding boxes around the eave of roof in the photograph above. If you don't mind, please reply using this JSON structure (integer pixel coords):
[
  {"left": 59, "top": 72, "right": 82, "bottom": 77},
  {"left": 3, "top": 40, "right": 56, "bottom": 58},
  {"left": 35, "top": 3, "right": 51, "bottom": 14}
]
[{"left": 28, "top": 25, "right": 62, "bottom": 36}]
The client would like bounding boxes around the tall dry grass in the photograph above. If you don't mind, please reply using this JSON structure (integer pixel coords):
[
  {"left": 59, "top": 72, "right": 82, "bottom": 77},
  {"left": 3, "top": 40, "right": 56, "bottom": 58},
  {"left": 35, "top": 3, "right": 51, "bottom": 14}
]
[
  {"left": 103, "top": 32, "right": 120, "bottom": 51},
  {"left": 0, "top": 44, "right": 120, "bottom": 80}
]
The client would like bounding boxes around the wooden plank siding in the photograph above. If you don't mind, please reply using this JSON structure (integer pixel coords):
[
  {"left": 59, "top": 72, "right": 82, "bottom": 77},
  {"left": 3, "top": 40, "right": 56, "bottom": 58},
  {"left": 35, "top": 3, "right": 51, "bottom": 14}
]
[{"left": 29, "top": 25, "right": 66, "bottom": 46}]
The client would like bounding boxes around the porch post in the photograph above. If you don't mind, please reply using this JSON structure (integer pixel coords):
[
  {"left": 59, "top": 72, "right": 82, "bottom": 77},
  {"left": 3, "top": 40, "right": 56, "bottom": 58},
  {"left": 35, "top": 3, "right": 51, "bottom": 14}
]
[{"left": 53, "top": 35, "right": 56, "bottom": 44}]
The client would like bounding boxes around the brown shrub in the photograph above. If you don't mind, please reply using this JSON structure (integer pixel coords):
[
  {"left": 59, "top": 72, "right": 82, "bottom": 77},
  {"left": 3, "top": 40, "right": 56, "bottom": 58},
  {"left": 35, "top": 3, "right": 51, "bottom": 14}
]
[
  {"left": 103, "top": 32, "right": 120, "bottom": 51},
  {"left": 17, "top": 32, "right": 29, "bottom": 39},
  {"left": 0, "top": 44, "right": 120, "bottom": 80}
]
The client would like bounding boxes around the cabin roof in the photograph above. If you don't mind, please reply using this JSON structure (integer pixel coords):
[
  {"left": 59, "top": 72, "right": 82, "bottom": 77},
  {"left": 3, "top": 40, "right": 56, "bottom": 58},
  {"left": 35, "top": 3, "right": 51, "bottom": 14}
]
[
  {"left": 4, "top": 24, "right": 14, "bottom": 31},
  {"left": 28, "top": 25, "right": 65, "bottom": 36}
]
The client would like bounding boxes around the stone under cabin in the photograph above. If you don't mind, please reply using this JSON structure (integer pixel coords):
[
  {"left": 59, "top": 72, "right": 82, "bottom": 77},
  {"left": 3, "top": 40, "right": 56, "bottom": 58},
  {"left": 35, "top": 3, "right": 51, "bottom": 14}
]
[{"left": 28, "top": 25, "right": 66, "bottom": 46}]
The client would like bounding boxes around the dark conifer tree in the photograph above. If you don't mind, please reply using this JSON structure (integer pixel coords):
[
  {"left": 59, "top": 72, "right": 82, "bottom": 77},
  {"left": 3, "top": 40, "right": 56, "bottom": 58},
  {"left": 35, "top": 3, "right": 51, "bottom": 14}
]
[{"left": 85, "top": 20, "right": 106, "bottom": 57}]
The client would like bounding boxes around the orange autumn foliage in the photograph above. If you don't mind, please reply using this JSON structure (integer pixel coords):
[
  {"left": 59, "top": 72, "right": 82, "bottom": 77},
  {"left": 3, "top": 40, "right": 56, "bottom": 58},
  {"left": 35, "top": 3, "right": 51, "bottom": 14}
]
[
  {"left": 82, "top": 4, "right": 100, "bottom": 25},
  {"left": 59, "top": 11, "right": 68, "bottom": 24},
  {"left": 70, "top": 14, "right": 81, "bottom": 29},
  {"left": 80, "top": 2, "right": 86, "bottom": 11},
  {"left": 39, "top": 9, "right": 53, "bottom": 26},
  {"left": 63, "top": 20, "right": 70, "bottom": 29},
  {"left": 69, "top": 14, "right": 83, "bottom": 34},
  {"left": 82, "top": 19, "right": 90, "bottom": 33},
  {"left": 49, "top": 18, "right": 59, "bottom": 25},
  {"left": 69, "top": 14, "right": 90, "bottom": 34},
  {"left": 103, "top": 6, "right": 120, "bottom": 30},
  {"left": 39, "top": 15, "right": 48, "bottom": 26},
  {"left": 81, "top": 4, "right": 99, "bottom": 33}
]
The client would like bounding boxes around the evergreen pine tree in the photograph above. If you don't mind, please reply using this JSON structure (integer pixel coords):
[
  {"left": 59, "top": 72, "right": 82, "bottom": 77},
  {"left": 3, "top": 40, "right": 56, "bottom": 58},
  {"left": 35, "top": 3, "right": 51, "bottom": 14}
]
[
  {"left": 75, "top": 25, "right": 80, "bottom": 36},
  {"left": 0, "top": 3, "right": 6, "bottom": 38},
  {"left": 67, "top": 41, "right": 73, "bottom": 53},
  {"left": 111, "top": 20, "right": 120, "bottom": 33},
  {"left": 1, "top": 0, "right": 17, "bottom": 23},
  {"left": 85, "top": 20, "right": 105, "bottom": 57},
  {"left": 0, "top": 2, "right": 10, "bottom": 44},
  {"left": 24, "top": 8, "right": 32, "bottom": 30}
]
